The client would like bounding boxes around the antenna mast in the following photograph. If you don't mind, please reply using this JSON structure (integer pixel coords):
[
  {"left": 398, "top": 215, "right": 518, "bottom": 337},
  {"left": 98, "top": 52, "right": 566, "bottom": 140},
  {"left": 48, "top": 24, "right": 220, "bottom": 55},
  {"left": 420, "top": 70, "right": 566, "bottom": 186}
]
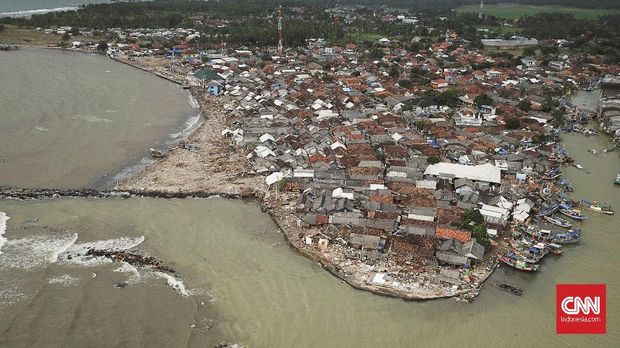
[{"left": 277, "top": 4, "right": 283, "bottom": 55}]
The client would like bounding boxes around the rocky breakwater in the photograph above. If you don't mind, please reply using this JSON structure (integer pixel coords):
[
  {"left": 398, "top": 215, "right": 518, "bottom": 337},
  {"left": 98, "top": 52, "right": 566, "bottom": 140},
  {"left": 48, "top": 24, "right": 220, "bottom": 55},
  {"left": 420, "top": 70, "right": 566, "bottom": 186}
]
[
  {"left": 85, "top": 249, "right": 176, "bottom": 274},
  {"left": 0, "top": 187, "right": 254, "bottom": 200}
]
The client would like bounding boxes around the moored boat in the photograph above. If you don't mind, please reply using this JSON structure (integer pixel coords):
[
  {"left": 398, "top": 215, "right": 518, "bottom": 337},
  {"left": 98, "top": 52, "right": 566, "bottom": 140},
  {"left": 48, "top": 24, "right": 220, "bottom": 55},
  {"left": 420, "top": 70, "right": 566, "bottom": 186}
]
[
  {"left": 546, "top": 243, "right": 564, "bottom": 255},
  {"left": 541, "top": 168, "right": 562, "bottom": 180},
  {"left": 544, "top": 215, "right": 572, "bottom": 228},
  {"left": 615, "top": 173, "right": 620, "bottom": 185},
  {"left": 529, "top": 229, "right": 581, "bottom": 245},
  {"left": 580, "top": 200, "right": 614, "bottom": 215},
  {"left": 559, "top": 208, "right": 587, "bottom": 221},
  {"left": 551, "top": 229, "right": 581, "bottom": 245},
  {"left": 500, "top": 254, "right": 539, "bottom": 272},
  {"left": 535, "top": 203, "right": 558, "bottom": 217},
  {"left": 492, "top": 283, "right": 523, "bottom": 296},
  {"left": 556, "top": 178, "right": 574, "bottom": 192}
]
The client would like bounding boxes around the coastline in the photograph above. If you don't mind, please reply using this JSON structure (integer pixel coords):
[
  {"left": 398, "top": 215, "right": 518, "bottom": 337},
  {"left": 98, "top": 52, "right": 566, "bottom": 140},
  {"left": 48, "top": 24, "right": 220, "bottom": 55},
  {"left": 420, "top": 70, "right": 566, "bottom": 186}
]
[
  {"left": 0, "top": 51, "right": 497, "bottom": 301},
  {"left": 102, "top": 68, "right": 496, "bottom": 301},
  {"left": 0, "top": 87, "right": 494, "bottom": 301},
  {"left": 97, "top": 53, "right": 201, "bottom": 189}
]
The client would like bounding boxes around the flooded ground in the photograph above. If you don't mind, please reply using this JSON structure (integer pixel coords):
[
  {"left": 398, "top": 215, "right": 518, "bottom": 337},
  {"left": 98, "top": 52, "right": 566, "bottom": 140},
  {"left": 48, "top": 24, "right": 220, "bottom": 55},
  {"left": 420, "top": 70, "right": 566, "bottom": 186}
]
[{"left": 0, "top": 48, "right": 197, "bottom": 189}]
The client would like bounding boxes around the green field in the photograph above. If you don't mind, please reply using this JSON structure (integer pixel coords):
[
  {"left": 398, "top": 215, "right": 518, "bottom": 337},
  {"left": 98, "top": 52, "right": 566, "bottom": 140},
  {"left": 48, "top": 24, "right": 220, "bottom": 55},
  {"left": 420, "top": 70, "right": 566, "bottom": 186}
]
[{"left": 456, "top": 3, "right": 618, "bottom": 19}]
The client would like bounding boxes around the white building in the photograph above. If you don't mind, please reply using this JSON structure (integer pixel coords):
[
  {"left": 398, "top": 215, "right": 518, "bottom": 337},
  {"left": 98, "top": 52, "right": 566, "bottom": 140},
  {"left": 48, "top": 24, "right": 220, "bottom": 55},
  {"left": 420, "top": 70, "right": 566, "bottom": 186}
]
[
  {"left": 479, "top": 203, "right": 510, "bottom": 226},
  {"left": 424, "top": 163, "right": 501, "bottom": 184}
]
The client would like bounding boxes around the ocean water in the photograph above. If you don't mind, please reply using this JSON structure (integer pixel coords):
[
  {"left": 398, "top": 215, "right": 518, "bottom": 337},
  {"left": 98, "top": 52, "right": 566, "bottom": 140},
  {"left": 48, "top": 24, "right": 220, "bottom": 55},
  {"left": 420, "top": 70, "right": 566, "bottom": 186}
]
[
  {"left": 0, "top": 48, "right": 198, "bottom": 188},
  {"left": 0, "top": 0, "right": 109, "bottom": 15}
]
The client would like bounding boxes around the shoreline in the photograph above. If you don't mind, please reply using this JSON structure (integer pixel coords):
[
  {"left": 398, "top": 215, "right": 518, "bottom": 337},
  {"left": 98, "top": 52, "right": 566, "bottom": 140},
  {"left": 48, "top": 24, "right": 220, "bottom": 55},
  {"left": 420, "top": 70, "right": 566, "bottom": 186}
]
[
  {"left": 0, "top": 48, "right": 496, "bottom": 301},
  {"left": 3, "top": 29, "right": 611, "bottom": 305},
  {"left": 0, "top": 52, "right": 497, "bottom": 301},
  {"left": 9, "top": 47, "right": 606, "bottom": 302},
  {"left": 98, "top": 54, "right": 201, "bottom": 189},
  {"left": 0, "top": 46, "right": 201, "bottom": 190},
  {"left": 108, "top": 81, "right": 497, "bottom": 301}
]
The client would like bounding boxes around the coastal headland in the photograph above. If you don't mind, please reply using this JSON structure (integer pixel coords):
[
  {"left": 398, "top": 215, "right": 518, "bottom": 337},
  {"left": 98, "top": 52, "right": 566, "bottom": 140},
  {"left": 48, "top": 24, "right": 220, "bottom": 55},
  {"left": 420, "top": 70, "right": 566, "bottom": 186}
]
[
  {"left": 1, "top": 44, "right": 613, "bottom": 302},
  {"left": 2, "top": 5, "right": 618, "bottom": 303}
]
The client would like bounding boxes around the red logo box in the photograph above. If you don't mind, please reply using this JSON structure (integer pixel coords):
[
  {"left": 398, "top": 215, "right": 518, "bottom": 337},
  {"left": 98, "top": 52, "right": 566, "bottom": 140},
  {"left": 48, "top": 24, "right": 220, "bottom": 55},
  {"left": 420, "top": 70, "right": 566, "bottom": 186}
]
[{"left": 557, "top": 284, "right": 606, "bottom": 334}]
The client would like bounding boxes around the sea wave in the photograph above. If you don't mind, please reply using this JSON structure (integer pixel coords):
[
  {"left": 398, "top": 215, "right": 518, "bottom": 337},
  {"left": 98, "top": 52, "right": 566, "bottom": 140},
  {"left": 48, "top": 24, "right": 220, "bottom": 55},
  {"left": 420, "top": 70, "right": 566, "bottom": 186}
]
[
  {"left": 114, "top": 261, "right": 142, "bottom": 282},
  {"left": 0, "top": 212, "right": 9, "bottom": 255},
  {"left": 153, "top": 271, "right": 192, "bottom": 296},
  {"left": 61, "top": 235, "right": 145, "bottom": 266},
  {"left": 0, "top": 7, "right": 78, "bottom": 18},
  {"left": 71, "top": 114, "right": 114, "bottom": 123},
  {"left": 0, "top": 285, "right": 28, "bottom": 307},
  {"left": 0, "top": 232, "right": 146, "bottom": 269},
  {"left": 168, "top": 92, "right": 201, "bottom": 139},
  {"left": 188, "top": 93, "right": 200, "bottom": 109},
  {"left": 49, "top": 233, "right": 79, "bottom": 263},
  {"left": 48, "top": 274, "right": 79, "bottom": 286},
  {"left": 169, "top": 115, "right": 201, "bottom": 139},
  {"left": 0, "top": 233, "right": 79, "bottom": 269}
]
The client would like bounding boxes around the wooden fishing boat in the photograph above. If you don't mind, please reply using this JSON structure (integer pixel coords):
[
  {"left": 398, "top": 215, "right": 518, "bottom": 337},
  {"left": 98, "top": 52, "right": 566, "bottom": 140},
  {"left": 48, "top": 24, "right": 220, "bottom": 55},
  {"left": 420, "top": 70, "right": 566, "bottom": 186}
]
[
  {"left": 541, "top": 169, "right": 562, "bottom": 180},
  {"left": 509, "top": 239, "right": 549, "bottom": 261},
  {"left": 551, "top": 229, "right": 581, "bottom": 245},
  {"left": 544, "top": 215, "right": 572, "bottom": 228},
  {"left": 556, "top": 179, "right": 574, "bottom": 192},
  {"left": 529, "top": 229, "right": 580, "bottom": 245},
  {"left": 546, "top": 243, "right": 564, "bottom": 255},
  {"left": 500, "top": 255, "right": 539, "bottom": 272},
  {"left": 535, "top": 203, "right": 558, "bottom": 217},
  {"left": 559, "top": 208, "right": 587, "bottom": 221},
  {"left": 492, "top": 283, "right": 523, "bottom": 296}
]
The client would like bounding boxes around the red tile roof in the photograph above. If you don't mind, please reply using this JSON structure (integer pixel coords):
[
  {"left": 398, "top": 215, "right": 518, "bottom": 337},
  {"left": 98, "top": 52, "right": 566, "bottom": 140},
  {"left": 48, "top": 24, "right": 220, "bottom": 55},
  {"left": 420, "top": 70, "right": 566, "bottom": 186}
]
[{"left": 435, "top": 227, "right": 471, "bottom": 243}]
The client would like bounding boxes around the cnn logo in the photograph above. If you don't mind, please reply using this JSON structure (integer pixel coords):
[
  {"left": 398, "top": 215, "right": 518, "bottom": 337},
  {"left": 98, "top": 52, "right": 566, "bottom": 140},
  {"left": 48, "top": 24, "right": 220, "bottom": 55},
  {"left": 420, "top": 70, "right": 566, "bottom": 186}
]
[
  {"left": 561, "top": 296, "right": 600, "bottom": 315},
  {"left": 557, "top": 284, "right": 606, "bottom": 334}
]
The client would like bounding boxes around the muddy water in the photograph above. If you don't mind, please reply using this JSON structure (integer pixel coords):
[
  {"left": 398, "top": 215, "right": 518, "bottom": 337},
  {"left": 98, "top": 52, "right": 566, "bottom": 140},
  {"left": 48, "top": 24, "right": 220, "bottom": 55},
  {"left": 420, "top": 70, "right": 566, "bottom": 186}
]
[{"left": 0, "top": 48, "right": 197, "bottom": 189}]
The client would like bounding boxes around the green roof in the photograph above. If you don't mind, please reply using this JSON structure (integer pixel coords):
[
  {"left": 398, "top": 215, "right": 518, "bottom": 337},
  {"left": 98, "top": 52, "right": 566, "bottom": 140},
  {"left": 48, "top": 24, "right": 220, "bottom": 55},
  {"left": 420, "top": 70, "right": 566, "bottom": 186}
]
[{"left": 194, "top": 69, "right": 222, "bottom": 80}]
